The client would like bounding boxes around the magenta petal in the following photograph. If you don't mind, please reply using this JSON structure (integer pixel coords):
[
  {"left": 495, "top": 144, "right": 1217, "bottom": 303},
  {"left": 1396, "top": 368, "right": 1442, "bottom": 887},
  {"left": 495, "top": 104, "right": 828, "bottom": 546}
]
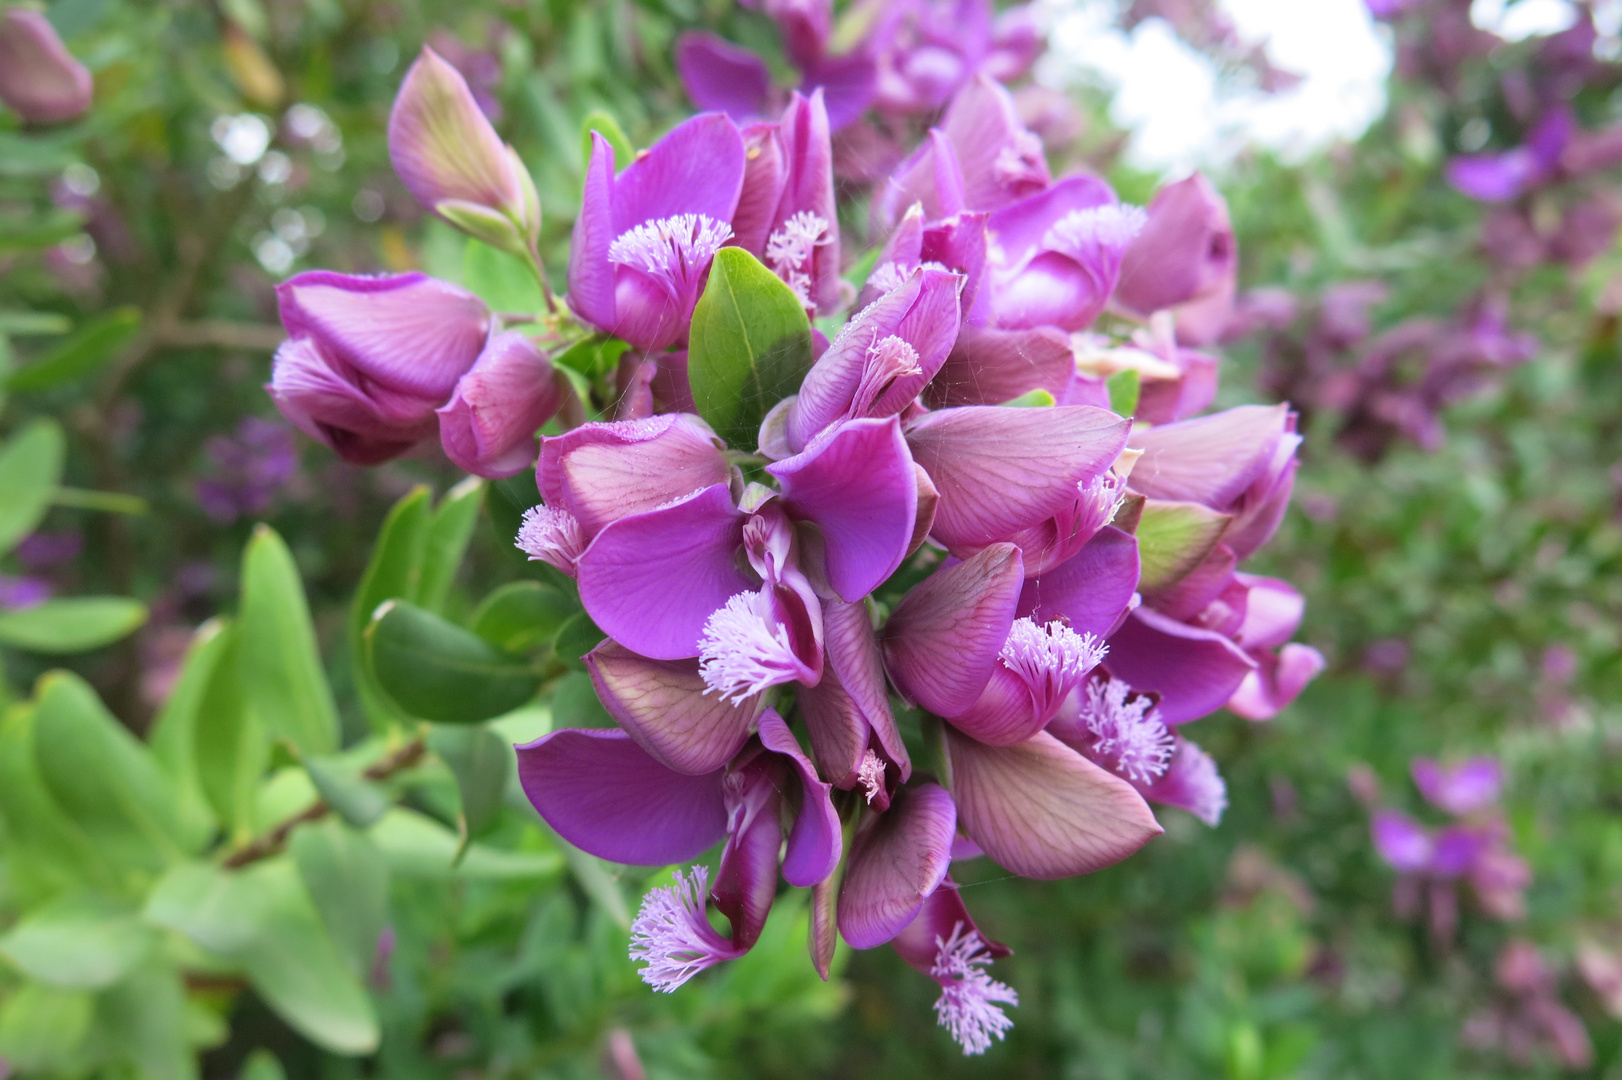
[
  {"left": 516, "top": 728, "right": 727, "bottom": 865},
  {"left": 538, "top": 414, "right": 728, "bottom": 536},
  {"left": 771, "top": 417, "right": 917, "bottom": 602},
  {"left": 567, "top": 132, "right": 619, "bottom": 330},
  {"left": 1412, "top": 756, "right": 1503, "bottom": 816},
  {"left": 676, "top": 32, "right": 774, "bottom": 121},
  {"left": 269, "top": 337, "right": 434, "bottom": 464},
  {"left": 802, "top": 51, "right": 877, "bottom": 131},
  {"left": 947, "top": 664, "right": 1043, "bottom": 745},
  {"left": 437, "top": 330, "right": 564, "bottom": 478},
  {"left": 733, "top": 122, "right": 787, "bottom": 256},
  {"left": 772, "top": 90, "right": 842, "bottom": 314},
  {"left": 1232, "top": 574, "right": 1305, "bottom": 650},
  {"left": 611, "top": 112, "right": 746, "bottom": 231},
  {"left": 586, "top": 640, "right": 759, "bottom": 775},
  {"left": 1371, "top": 809, "right": 1434, "bottom": 873},
  {"left": 758, "top": 711, "right": 841, "bottom": 887},
  {"left": 1226, "top": 643, "right": 1324, "bottom": 721},
  {"left": 838, "top": 783, "right": 957, "bottom": 948},
  {"left": 713, "top": 779, "right": 783, "bottom": 951},
  {"left": 926, "top": 325, "right": 1075, "bottom": 407},
  {"left": 276, "top": 271, "right": 491, "bottom": 400},
  {"left": 1135, "top": 737, "right": 1227, "bottom": 826},
  {"left": 984, "top": 174, "right": 1116, "bottom": 266},
  {"left": 1114, "top": 173, "right": 1235, "bottom": 317},
  {"left": 921, "top": 211, "right": 989, "bottom": 314},
  {"left": 874, "top": 128, "right": 967, "bottom": 231},
  {"left": 0, "top": 10, "right": 92, "bottom": 125},
  {"left": 906, "top": 406, "right": 1129, "bottom": 555},
  {"left": 576, "top": 484, "right": 754, "bottom": 660},
  {"left": 1144, "top": 544, "right": 1238, "bottom": 621},
  {"left": 1127, "top": 403, "right": 1290, "bottom": 509},
  {"left": 940, "top": 75, "right": 1050, "bottom": 212},
  {"left": 889, "top": 878, "right": 1009, "bottom": 975},
  {"left": 946, "top": 728, "right": 1163, "bottom": 880},
  {"left": 882, "top": 543, "right": 1024, "bottom": 717},
  {"left": 1104, "top": 607, "right": 1258, "bottom": 724},
  {"left": 801, "top": 598, "right": 909, "bottom": 788}
]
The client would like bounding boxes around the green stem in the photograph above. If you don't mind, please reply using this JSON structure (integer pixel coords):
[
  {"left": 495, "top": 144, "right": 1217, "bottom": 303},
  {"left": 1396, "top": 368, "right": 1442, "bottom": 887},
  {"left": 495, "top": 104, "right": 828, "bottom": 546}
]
[
  {"left": 527, "top": 241, "right": 560, "bottom": 315},
  {"left": 52, "top": 487, "right": 149, "bottom": 515}
]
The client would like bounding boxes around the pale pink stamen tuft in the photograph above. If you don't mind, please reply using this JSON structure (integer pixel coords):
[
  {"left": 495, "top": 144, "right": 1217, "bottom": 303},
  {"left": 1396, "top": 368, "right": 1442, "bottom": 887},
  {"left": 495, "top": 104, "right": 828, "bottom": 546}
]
[
  {"left": 698, "top": 590, "right": 805, "bottom": 704},
  {"left": 999, "top": 618, "right": 1108, "bottom": 724},
  {"left": 851, "top": 333, "right": 923, "bottom": 418},
  {"left": 1041, "top": 204, "right": 1147, "bottom": 264},
  {"left": 765, "top": 210, "right": 829, "bottom": 306},
  {"left": 609, "top": 213, "right": 733, "bottom": 300},
  {"left": 1076, "top": 676, "right": 1175, "bottom": 784},
  {"left": 516, "top": 504, "right": 587, "bottom": 576},
  {"left": 992, "top": 132, "right": 1045, "bottom": 186},
  {"left": 866, "top": 261, "right": 911, "bottom": 295},
  {"left": 931, "top": 922, "right": 1019, "bottom": 1056},
  {"left": 857, "top": 749, "right": 886, "bottom": 804},
  {"left": 629, "top": 865, "right": 738, "bottom": 992}
]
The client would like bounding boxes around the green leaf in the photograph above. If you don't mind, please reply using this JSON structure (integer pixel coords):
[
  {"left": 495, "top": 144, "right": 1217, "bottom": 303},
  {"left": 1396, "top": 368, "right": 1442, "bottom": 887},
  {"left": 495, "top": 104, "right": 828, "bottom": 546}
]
[
  {"left": 560, "top": 845, "right": 630, "bottom": 929},
  {"left": 552, "top": 333, "right": 630, "bottom": 380},
  {"left": 0, "top": 706, "right": 117, "bottom": 900},
  {"left": 366, "top": 600, "right": 540, "bottom": 724},
  {"left": 1107, "top": 368, "right": 1141, "bottom": 417},
  {"left": 1134, "top": 498, "right": 1233, "bottom": 592},
  {"left": 415, "top": 475, "right": 484, "bottom": 612},
  {"left": 463, "top": 238, "right": 543, "bottom": 314},
  {"left": 33, "top": 671, "right": 188, "bottom": 873},
  {"left": 687, "top": 246, "right": 815, "bottom": 448},
  {"left": 0, "top": 597, "right": 146, "bottom": 654},
  {"left": 370, "top": 807, "right": 563, "bottom": 881},
  {"left": 0, "top": 982, "right": 94, "bottom": 1074},
  {"left": 190, "top": 621, "right": 268, "bottom": 838},
  {"left": 146, "top": 618, "right": 232, "bottom": 849},
  {"left": 0, "top": 417, "right": 64, "bottom": 553},
  {"left": 350, "top": 486, "right": 432, "bottom": 730},
  {"left": 238, "top": 525, "right": 339, "bottom": 755},
  {"left": 0, "top": 310, "right": 72, "bottom": 336},
  {"left": 582, "top": 109, "right": 634, "bottom": 171},
  {"left": 550, "top": 669, "right": 615, "bottom": 728},
  {"left": 143, "top": 859, "right": 380, "bottom": 1055},
  {"left": 552, "top": 610, "right": 606, "bottom": 670},
  {"left": 1002, "top": 388, "right": 1056, "bottom": 407},
  {"left": 6, "top": 307, "right": 141, "bottom": 392},
  {"left": 88, "top": 963, "right": 194, "bottom": 1080},
  {"left": 0, "top": 894, "right": 156, "bottom": 989},
  {"left": 302, "top": 756, "right": 390, "bottom": 829},
  {"left": 241, "top": 1049, "right": 289, "bottom": 1080},
  {"left": 0, "top": 131, "right": 81, "bottom": 177},
  {"left": 0, "top": 209, "right": 85, "bottom": 254},
  {"left": 428, "top": 725, "right": 512, "bottom": 845},
  {"left": 289, "top": 820, "right": 388, "bottom": 978},
  {"left": 470, "top": 580, "right": 577, "bottom": 652}
]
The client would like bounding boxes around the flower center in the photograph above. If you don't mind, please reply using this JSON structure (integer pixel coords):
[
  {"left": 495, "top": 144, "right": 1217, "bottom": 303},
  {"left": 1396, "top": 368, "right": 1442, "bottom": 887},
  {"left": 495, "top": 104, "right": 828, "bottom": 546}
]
[
  {"left": 515, "top": 504, "right": 587, "bottom": 576},
  {"left": 931, "top": 922, "right": 1019, "bottom": 1056},
  {"left": 608, "top": 213, "right": 733, "bottom": 302},
  {"left": 765, "top": 211, "right": 829, "bottom": 306},
  {"left": 850, "top": 333, "right": 924, "bottom": 418},
  {"left": 992, "top": 132, "right": 1047, "bottom": 191},
  {"left": 698, "top": 590, "right": 807, "bottom": 704},
  {"left": 857, "top": 749, "right": 887, "bottom": 804},
  {"left": 628, "top": 865, "right": 741, "bottom": 992},
  {"left": 1075, "top": 676, "right": 1175, "bottom": 784},
  {"left": 998, "top": 618, "right": 1108, "bottom": 725}
]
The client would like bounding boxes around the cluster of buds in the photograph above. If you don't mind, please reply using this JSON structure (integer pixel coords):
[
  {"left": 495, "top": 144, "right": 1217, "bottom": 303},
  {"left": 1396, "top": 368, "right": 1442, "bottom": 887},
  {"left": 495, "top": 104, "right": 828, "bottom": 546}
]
[{"left": 269, "top": 46, "right": 1320, "bottom": 1055}]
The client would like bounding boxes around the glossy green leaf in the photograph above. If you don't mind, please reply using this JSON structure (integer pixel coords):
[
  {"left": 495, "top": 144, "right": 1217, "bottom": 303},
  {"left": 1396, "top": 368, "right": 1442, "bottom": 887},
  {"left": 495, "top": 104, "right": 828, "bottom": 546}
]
[
  {"left": 290, "top": 820, "right": 388, "bottom": 978},
  {"left": 1107, "top": 368, "right": 1142, "bottom": 417},
  {"left": 687, "top": 246, "right": 815, "bottom": 448},
  {"left": 415, "top": 475, "right": 484, "bottom": 612},
  {"left": 350, "top": 486, "right": 432, "bottom": 730},
  {"left": 0, "top": 597, "right": 147, "bottom": 654},
  {"left": 1134, "top": 498, "right": 1234, "bottom": 592},
  {"left": 0, "top": 310, "right": 72, "bottom": 336},
  {"left": 0, "top": 894, "right": 156, "bottom": 990},
  {"left": 1002, "top": 388, "right": 1057, "bottom": 407},
  {"left": 6, "top": 307, "right": 140, "bottom": 391},
  {"left": 470, "top": 580, "right": 577, "bottom": 652},
  {"left": 32, "top": 671, "right": 187, "bottom": 872},
  {"left": 143, "top": 859, "right": 380, "bottom": 1055},
  {"left": 0, "top": 417, "right": 64, "bottom": 554},
  {"left": 302, "top": 756, "right": 390, "bottom": 829},
  {"left": 238, "top": 525, "right": 339, "bottom": 755},
  {"left": 463, "top": 238, "right": 543, "bottom": 313},
  {"left": 428, "top": 725, "right": 511, "bottom": 845},
  {"left": 0, "top": 982, "right": 94, "bottom": 1074},
  {"left": 366, "top": 600, "right": 540, "bottom": 723}
]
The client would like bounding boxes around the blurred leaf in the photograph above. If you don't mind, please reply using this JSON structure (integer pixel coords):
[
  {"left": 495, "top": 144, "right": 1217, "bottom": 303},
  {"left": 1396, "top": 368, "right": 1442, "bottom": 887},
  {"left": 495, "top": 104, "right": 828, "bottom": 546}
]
[
  {"left": 88, "top": 963, "right": 193, "bottom": 1080},
  {"left": 0, "top": 132, "right": 81, "bottom": 177},
  {"left": 143, "top": 859, "right": 379, "bottom": 1055},
  {"left": 190, "top": 621, "right": 267, "bottom": 838},
  {"left": 1107, "top": 368, "right": 1141, "bottom": 417},
  {"left": 32, "top": 671, "right": 187, "bottom": 872},
  {"left": 0, "top": 417, "right": 64, "bottom": 554},
  {"left": 370, "top": 807, "right": 563, "bottom": 881},
  {"left": 428, "top": 724, "right": 511, "bottom": 845},
  {"left": 0, "top": 209, "right": 85, "bottom": 254},
  {"left": 688, "top": 246, "right": 815, "bottom": 448},
  {"left": 222, "top": 25, "right": 284, "bottom": 107},
  {"left": 146, "top": 618, "right": 232, "bottom": 848},
  {"left": 550, "top": 669, "right": 614, "bottom": 728},
  {"left": 289, "top": 820, "right": 388, "bottom": 978},
  {"left": 350, "top": 486, "right": 431, "bottom": 730},
  {"left": 415, "top": 475, "right": 484, "bottom": 612},
  {"left": 471, "top": 580, "right": 577, "bottom": 652},
  {"left": 1135, "top": 499, "right": 1233, "bottom": 592},
  {"left": 366, "top": 600, "right": 540, "bottom": 724},
  {"left": 552, "top": 609, "right": 606, "bottom": 671},
  {"left": 463, "top": 239, "right": 544, "bottom": 314},
  {"left": 1002, "top": 388, "right": 1056, "bottom": 407},
  {"left": 0, "top": 894, "right": 156, "bottom": 990},
  {"left": 0, "top": 982, "right": 94, "bottom": 1074},
  {"left": 552, "top": 334, "right": 630, "bottom": 381},
  {"left": 0, "top": 706, "right": 115, "bottom": 900},
  {"left": 0, "top": 310, "right": 72, "bottom": 336},
  {"left": 5, "top": 307, "right": 140, "bottom": 392},
  {"left": 560, "top": 845, "right": 630, "bottom": 929},
  {"left": 581, "top": 108, "right": 634, "bottom": 169},
  {"left": 238, "top": 525, "right": 339, "bottom": 755},
  {"left": 241, "top": 1049, "right": 288, "bottom": 1080},
  {"left": 302, "top": 755, "right": 389, "bottom": 828},
  {"left": 0, "top": 597, "right": 147, "bottom": 653}
]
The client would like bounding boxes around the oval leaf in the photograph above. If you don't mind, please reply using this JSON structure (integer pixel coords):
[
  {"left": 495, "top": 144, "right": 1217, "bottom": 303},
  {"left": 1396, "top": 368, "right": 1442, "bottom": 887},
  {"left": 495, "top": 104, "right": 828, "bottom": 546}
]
[
  {"left": 0, "top": 597, "right": 146, "bottom": 654},
  {"left": 366, "top": 600, "right": 540, "bottom": 723},
  {"left": 0, "top": 418, "right": 64, "bottom": 553}
]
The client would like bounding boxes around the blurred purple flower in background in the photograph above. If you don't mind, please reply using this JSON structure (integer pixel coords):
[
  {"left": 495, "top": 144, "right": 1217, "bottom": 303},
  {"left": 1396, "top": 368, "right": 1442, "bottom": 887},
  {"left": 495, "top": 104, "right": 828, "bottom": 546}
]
[{"left": 195, "top": 417, "right": 300, "bottom": 524}]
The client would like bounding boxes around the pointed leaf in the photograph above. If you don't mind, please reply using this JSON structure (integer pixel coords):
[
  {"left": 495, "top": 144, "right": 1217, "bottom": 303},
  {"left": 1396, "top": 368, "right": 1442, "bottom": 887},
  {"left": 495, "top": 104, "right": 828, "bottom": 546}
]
[
  {"left": 238, "top": 525, "right": 339, "bottom": 755},
  {"left": 0, "top": 417, "right": 62, "bottom": 553},
  {"left": 0, "top": 597, "right": 146, "bottom": 654},
  {"left": 427, "top": 724, "right": 511, "bottom": 841},
  {"left": 302, "top": 756, "right": 390, "bottom": 828},
  {"left": 6, "top": 307, "right": 140, "bottom": 392},
  {"left": 0, "top": 894, "right": 157, "bottom": 990},
  {"left": 350, "top": 486, "right": 431, "bottom": 729},
  {"left": 414, "top": 476, "right": 484, "bottom": 612},
  {"left": 290, "top": 820, "right": 388, "bottom": 978},
  {"left": 470, "top": 580, "right": 577, "bottom": 652},
  {"left": 366, "top": 600, "right": 540, "bottom": 723},
  {"left": 191, "top": 621, "right": 268, "bottom": 837}
]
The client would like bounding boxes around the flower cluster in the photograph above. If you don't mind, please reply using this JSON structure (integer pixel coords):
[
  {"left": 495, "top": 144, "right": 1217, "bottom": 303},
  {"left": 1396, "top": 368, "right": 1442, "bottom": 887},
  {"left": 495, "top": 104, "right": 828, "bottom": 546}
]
[{"left": 267, "top": 47, "right": 1321, "bottom": 1055}]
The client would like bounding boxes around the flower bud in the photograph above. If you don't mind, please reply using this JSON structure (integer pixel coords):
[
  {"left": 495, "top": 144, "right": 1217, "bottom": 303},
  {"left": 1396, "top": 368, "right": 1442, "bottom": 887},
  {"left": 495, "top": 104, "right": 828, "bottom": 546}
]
[
  {"left": 1114, "top": 173, "right": 1235, "bottom": 318},
  {"left": 388, "top": 47, "right": 540, "bottom": 257},
  {"left": 0, "top": 10, "right": 93, "bottom": 125},
  {"left": 437, "top": 331, "right": 569, "bottom": 478}
]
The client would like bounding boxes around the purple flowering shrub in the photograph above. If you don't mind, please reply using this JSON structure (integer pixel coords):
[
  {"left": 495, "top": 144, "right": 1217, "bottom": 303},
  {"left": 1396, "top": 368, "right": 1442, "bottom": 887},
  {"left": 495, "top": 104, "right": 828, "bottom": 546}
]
[{"left": 265, "top": 43, "right": 1321, "bottom": 1054}]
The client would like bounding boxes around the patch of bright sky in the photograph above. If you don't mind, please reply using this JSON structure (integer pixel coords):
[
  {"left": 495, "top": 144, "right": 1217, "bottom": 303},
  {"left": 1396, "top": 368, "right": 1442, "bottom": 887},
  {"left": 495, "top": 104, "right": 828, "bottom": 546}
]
[{"left": 1038, "top": 0, "right": 1588, "bottom": 176}]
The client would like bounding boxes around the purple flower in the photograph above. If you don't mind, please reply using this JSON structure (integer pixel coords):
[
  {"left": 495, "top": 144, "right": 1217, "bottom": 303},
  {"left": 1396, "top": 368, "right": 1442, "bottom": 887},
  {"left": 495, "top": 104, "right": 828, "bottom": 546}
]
[
  {"left": 1445, "top": 109, "right": 1572, "bottom": 203},
  {"left": 893, "top": 885, "right": 1020, "bottom": 1055},
  {"left": 568, "top": 114, "right": 746, "bottom": 353},
  {"left": 437, "top": 330, "right": 569, "bottom": 478},
  {"left": 0, "top": 575, "right": 51, "bottom": 611},
  {"left": 0, "top": 10, "right": 92, "bottom": 126},
  {"left": 270, "top": 272, "right": 491, "bottom": 465},
  {"left": 388, "top": 47, "right": 540, "bottom": 255},
  {"left": 733, "top": 91, "right": 842, "bottom": 313},
  {"left": 195, "top": 417, "right": 300, "bottom": 523},
  {"left": 937, "top": 76, "right": 1050, "bottom": 214},
  {"left": 13, "top": 530, "right": 82, "bottom": 571},
  {"left": 1372, "top": 809, "right": 1435, "bottom": 873},
  {"left": 1411, "top": 756, "right": 1502, "bottom": 816},
  {"left": 1113, "top": 173, "right": 1236, "bottom": 344}
]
